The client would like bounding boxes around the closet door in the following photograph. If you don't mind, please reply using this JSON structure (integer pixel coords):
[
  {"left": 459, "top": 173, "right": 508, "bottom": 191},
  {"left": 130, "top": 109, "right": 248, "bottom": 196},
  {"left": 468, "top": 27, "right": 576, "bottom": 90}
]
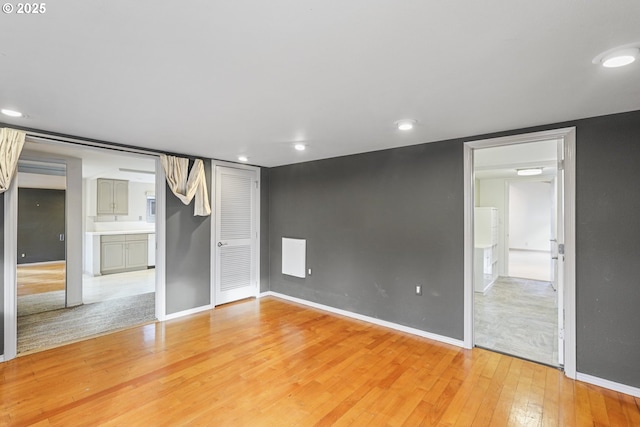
[{"left": 214, "top": 166, "right": 257, "bottom": 305}]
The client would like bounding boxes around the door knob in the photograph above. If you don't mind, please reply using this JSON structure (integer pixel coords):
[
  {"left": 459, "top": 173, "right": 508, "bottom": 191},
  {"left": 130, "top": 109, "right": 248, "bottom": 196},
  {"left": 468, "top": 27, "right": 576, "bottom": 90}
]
[
  {"left": 551, "top": 256, "right": 558, "bottom": 260},
  {"left": 217, "top": 242, "right": 227, "bottom": 247}
]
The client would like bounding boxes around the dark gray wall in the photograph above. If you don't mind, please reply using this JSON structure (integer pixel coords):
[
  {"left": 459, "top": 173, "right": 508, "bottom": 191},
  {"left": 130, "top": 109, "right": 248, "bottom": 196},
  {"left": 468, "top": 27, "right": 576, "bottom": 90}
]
[
  {"left": 574, "top": 111, "right": 640, "bottom": 387},
  {"left": 269, "top": 141, "right": 465, "bottom": 339},
  {"left": 165, "top": 160, "right": 212, "bottom": 315},
  {"left": 268, "top": 109, "right": 640, "bottom": 389},
  {"left": 18, "top": 188, "right": 65, "bottom": 264},
  {"left": 260, "top": 168, "right": 270, "bottom": 293}
]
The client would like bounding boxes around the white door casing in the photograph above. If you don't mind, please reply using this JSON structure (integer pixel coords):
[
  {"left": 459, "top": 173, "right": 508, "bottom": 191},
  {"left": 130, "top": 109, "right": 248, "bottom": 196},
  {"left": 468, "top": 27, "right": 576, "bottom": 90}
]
[
  {"left": 3, "top": 139, "right": 166, "bottom": 361},
  {"left": 213, "top": 164, "right": 260, "bottom": 306},
  {"left": 555, "top": 139, "right": 566, "bottom": 365},
  {"left": 463, "top": 127, "right": 576, "bottom": 379}
]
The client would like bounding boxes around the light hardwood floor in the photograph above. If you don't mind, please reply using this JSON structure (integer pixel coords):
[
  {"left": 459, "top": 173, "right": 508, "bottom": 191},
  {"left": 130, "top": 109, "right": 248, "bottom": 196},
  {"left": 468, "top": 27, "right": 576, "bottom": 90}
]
[
  {"left": 2, "top": 297, "right": 639, "bottom": 426},
  {"left": 17, "top": 261, "right": 66, "bottom": 296}
]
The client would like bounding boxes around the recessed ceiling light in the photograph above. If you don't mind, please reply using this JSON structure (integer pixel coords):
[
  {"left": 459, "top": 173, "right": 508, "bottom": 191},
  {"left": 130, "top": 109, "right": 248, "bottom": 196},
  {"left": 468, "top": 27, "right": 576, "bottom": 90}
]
[
  {"left": 396, "top": 119, "right": 416, "bottom": 131},
  {"left": 593, "top": 44, "right": 640, "bottom": 68},
  {"left": 1, "top": 108, "right": 24, "bottom": 118},
  {"left": 294, "top": 143, "right": 306, "bottom": 151},
  {"left": 602, "top": 48, "right": 638, "bottom": 68},
  {"left": 517, "top": 168, "right": 543, "bottom": 176},
  {"left": 238, "top": 155, "right": 248, "bottom": 162}
]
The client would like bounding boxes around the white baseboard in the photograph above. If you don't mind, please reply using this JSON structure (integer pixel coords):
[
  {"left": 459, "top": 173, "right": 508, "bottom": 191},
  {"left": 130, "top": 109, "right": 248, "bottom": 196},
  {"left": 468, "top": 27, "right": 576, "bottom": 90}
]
[
  {"left": 0, "top": 355, "right": 4, "bottom": 363},
  {"left": 259, "top": 291, "right": 464, "bottom": 348},
  {"left": 577, "top": 372, "right": 640, "bottom": 398},
  {"left": 163, "top": 304, "right": 212, "bottom": 321}
]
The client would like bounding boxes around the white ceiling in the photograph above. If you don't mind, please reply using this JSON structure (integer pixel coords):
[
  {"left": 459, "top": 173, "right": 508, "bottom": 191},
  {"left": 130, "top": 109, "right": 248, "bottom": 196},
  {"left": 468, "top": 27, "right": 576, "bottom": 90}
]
[
  {"left": 474, "top": 139, "right": 558, "bottom": 180},
  {"left": 20, "top": 140, "right": 156, "bottom": 184},
  {"left": 1, "top": 1, "right": 639, "bottom": 167}
]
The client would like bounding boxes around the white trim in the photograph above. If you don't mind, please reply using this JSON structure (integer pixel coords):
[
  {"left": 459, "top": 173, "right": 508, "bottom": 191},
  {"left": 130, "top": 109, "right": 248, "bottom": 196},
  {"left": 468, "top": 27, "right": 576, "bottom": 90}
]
[
  {"left": 17, "top": 150, "right": 83, "bottom": 307},
  {"left": 163, "top": 304, "right": 212, "bottom": 321},
  {"left": 463, "top": 144, "right": 474, "bottom": 349},
  {"left": 3, "top": 180, "right": 18, "bottom": 360},
  {"left": 65, "top": 156, "right": 83, "bottom": 307},
  {"left": 261, "top": 291, "right": 465, "bottom": 348},
  {"left": 563, "top": 129, "right": 577, "bottom": 378},
  {"left": 463, "top": 127, "right": 577, "bottom": 378},
  {"left": 577, "top": 373, "right": 640, "bottom": 398},
  {"left": 154, "top": 157, "right": 167, "bottom": 321},
  {"left": 211, "top": 160, "right": 261, "bottom": 307}
]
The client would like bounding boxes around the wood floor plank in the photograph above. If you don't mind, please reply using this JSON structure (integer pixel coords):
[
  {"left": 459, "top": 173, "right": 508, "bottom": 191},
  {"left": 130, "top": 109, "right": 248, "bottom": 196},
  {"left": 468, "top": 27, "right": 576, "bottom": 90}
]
[{"left": 1, "top": 296, "right": 639, "bottom": 426}]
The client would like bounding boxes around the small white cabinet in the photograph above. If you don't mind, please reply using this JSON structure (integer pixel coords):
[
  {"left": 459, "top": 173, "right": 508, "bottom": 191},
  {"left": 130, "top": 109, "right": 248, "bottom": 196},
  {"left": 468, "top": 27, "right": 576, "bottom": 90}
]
[
  {"left": 97, "top": 178, "right": 129, "bottom": 215},
  {"left": 474, "top": 207, "right": 499, "bottom": 293},
  {"left": 100, "top": 234, "right": 148, "bottom": 274}
]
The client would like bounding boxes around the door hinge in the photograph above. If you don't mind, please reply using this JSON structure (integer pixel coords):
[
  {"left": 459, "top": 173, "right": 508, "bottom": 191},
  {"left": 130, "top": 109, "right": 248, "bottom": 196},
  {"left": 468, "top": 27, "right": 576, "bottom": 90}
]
[
  {"left": 559, "top": 328, "right": 565, "bottom": 340},
  {"left": 255, "top": 181, "right": 259, "bottom": 189},
  {"left": 558, "top": 160, "right": 565, "bottom": 171},
  {"left": 558, "top": 243, "right": 565, "bottom": 255}
]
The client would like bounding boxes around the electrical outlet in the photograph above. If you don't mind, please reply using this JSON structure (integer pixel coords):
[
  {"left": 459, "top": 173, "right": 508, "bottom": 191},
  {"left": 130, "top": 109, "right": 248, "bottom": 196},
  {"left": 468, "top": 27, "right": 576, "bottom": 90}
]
[{"left": 415, "top": 285, "right": 422, "bottom": 295}]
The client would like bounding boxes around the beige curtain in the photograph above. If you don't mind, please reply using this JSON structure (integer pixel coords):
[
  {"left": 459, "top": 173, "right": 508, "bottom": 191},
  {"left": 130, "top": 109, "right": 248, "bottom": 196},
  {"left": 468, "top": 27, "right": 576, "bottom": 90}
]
[
  {"left": 0, "top": 128, "right": 26, "bottom": 193},
  {"left": 160, "top": 154, "right": 211, "bottom": 216}
]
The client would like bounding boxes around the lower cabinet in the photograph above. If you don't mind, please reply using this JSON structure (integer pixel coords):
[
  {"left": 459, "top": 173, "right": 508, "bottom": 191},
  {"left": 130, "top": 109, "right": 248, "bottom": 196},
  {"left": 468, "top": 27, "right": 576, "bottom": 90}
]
[{"left": 100, "top": 234, "right": 148, "bottom": 274}]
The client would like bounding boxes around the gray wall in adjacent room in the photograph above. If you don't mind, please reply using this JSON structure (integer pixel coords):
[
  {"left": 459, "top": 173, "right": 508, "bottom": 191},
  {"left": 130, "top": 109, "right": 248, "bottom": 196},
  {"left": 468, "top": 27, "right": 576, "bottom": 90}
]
[
  {"left": 18, "top": 188, "right": 66, "bottom": 264},
  {"left": 268, "top": 140, "right": 465, "bottom": 339},
  {"left": 165, "top": 160, "right": 212, "bottom": 315}
]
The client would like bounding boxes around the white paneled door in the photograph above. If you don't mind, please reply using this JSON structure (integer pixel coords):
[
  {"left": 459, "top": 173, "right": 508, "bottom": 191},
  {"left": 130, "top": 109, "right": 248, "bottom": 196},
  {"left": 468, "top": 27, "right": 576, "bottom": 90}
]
[{"left": 214, "top": 166, "right": 258, "bottom": 305}]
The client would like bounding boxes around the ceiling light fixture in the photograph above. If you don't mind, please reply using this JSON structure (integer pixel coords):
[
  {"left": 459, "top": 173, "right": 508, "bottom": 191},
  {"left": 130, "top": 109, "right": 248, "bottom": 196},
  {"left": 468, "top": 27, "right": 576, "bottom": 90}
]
[
  {"left": 238, "top": 155, "right": 248, "bottom": 162},
  {"left": 294, "top": 143, "right": 306, "bottom": 151},
  {"left": 396, "top": 119, "right": 416, "bottom": 131},
  {"left": 1, "top": 108, "right": 24, "bottom": 118},
  {"left": 593, "top": 44, "right": 640, "bottom": 68},
  {"left": 517, "top": 168, "right": 543, "bottom": 176}
]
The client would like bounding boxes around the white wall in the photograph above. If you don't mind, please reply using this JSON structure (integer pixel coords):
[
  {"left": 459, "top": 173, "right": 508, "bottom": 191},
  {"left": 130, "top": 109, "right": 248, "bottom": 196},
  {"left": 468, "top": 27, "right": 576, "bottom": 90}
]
[
  {"left": 508, "top": 180, "right": 552, "bottom": 251},
  {"left": 85, "top": 179, "right": 155, "bottom": 229}
]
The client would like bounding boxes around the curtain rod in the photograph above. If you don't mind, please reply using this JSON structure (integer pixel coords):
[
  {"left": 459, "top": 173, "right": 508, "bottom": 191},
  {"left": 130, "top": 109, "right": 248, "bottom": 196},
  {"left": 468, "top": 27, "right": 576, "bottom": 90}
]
[
  {"left": 1, "top": 122, "right": 199, "bottom": 160},
  {"left": 27, "top": 133, "right": 161, "bottom": 157}
]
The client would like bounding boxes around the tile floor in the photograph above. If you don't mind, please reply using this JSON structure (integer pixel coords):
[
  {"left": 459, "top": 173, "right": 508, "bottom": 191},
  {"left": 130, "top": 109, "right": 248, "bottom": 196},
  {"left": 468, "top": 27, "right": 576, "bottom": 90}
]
[
  {"left": 83, "top": 269, "right": 155, "bottom": 304},
  {"left": 474, "top": 276, "right": 558, "bottom": 366}
]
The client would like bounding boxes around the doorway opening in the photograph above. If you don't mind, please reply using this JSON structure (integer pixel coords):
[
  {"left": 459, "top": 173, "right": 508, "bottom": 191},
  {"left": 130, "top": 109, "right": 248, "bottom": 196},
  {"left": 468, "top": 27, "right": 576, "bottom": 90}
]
[
  {"left": 463, "top": 127, "right": 576, "bottom": 377},
  {"left": 10, "top": 140, "right": 163, "bottom": 356},
  {"left": 16, "top": 160, "right": 67, "bottom": 317}
]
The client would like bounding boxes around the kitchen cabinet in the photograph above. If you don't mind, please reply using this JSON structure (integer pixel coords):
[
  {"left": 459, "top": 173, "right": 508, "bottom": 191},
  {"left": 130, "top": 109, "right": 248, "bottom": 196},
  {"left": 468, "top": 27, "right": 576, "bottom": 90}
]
[
  {"left": 100, "top": 233, "right": 148, "bottom": 274},
  {"left": 97, "top": 178, "right": 128, "bottom": 215}
]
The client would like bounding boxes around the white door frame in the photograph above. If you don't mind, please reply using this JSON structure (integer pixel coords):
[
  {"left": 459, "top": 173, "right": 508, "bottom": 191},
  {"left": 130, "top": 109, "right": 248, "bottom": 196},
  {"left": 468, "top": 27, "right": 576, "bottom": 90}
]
[
  {"left": 3, "top": 139, "right": 166, "bottom": 360},
  {"left": 2, "top": 149, "right": 83, "bottom": 360},
  {"left": 210, "top": 160, "right": 260, "bottom": 307},
  {"left": 154, "top": 157, "right": 167, "bottom": 321},
  {"left": 463, "top": 127, "right": 576, "bottom": 378}
]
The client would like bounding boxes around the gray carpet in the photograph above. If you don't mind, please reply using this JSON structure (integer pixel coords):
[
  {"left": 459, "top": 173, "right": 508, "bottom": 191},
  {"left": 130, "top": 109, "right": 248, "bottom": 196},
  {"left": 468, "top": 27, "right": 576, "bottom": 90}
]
[
  {"left": 18, "top": 292, "right": 156, "bottom": 354},
  {"left": 18, "top": 290, "right": 66, "bottom": 317}
]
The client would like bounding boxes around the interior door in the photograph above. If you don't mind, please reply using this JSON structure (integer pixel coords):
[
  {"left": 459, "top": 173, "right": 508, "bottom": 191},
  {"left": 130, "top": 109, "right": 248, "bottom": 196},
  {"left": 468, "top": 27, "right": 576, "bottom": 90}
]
[
  {"left": 554, "top": 139, "right": 566, "bottom": 366},
  {"left": 214, "top": 166, "right": 257, "bottom": 305}
]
